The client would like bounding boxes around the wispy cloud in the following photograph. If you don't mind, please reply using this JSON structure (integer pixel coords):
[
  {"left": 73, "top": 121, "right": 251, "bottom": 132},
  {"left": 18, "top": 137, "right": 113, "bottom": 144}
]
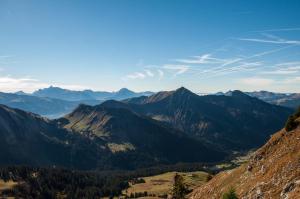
[
  {"left": 248, "top": 45, "right": 296, "bottom": 59},
  {"left": 123, "top": 68, "right": 158, "bottom": 81},
  {"left": 261, "top": 61, "right": 300, "bottom": 75},
  {"left": 282, "top": 76, "right": 300, "bottom": 84},
  {"left": 175, "top": 54, "right": 241, "bottom": 66},
  {"left": 199, "top": 61, "right": 262, "bottom": 78},
  {"left": 240, "top": 77, "right": 274, "bottom": 87},
  {"left": 262, "top": 70, "right": 298, "bottom": 75},
  {"left": 125, "top": 72, "right": 146, "bottom": 80},
  {"left": 174, "top": 45, "right": 291, "bottom": 78},
  {"left": 175, "top": 54, "right": 218, "bottom": 64},
  {"left": 0, "top": 55, "right": 16, "bottom": 65},
  {"left": 253, "top": 27, "right": 300, "bottom": 33},
  {"left": 157, "top": 69, "right": 164, "bottom": 80},
  {"left": 122, "top": 31, "right": 299, "bottom": 87},
  {"left": 276, "top": 61, "right": 300, "bottom": 67},
  {"left": 0, "top": 76, "right": 87, "bottom": 93},
  {"left": 170, "top": 40, "right": 298, "bottom": 80},
  {"left": 144, "top": 69, "right": 154, "bottom": 77},
  {"left": 163, "top": 65, "right": 189, "bottom": 76},
  {"left": 238, "top": 34, "right": 300, "bottom": 45}
]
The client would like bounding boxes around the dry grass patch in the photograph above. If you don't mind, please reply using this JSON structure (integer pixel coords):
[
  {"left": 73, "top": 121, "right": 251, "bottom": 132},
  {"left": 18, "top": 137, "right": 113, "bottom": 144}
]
[
  {"left": 124, "top": 171, "right": 209, "bottom": 198},
  {"left": 0, "top": 179, "right": 18, "bottom": 192}
]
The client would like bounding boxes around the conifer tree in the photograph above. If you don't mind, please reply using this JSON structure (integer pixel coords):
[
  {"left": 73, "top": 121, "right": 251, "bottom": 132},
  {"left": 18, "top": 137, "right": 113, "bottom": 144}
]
[{"left": 171, "top": 173, "right": 188, "bottom": 199}]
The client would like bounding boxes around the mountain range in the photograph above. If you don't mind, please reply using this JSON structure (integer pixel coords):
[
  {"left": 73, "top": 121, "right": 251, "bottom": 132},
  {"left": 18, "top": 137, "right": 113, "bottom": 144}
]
[
  {"left": 220, "top": 90, "right": 300, "bottom": 109},
  {"left": 0, "top": 87, "right": 294, "bottom": 170},
  {"left": 1, "top": 87, "right": 298, "bottom": 120},
  {"left": 0, "top": 87, "right": 153, "bottom": 118},
  {"left": 245, "top": 91, "right": 300, "bottom": 109},
  {"left": 33, "top": 86, "right": 154, "bottom": 101},
  {"left": 120, "top": 87, "right": 292, "bottom": 150}
]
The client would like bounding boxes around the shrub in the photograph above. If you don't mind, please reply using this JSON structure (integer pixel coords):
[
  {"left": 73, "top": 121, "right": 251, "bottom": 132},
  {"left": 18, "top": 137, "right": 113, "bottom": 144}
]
[
  {"left": 285, "top": 107, "right": 300, "bottom": 131},
  {"left": 222, "top": 187, "right": 238, "bottom": 199},
  {"left": 171, "top": 174, "right": 189, "bottom": 199}
]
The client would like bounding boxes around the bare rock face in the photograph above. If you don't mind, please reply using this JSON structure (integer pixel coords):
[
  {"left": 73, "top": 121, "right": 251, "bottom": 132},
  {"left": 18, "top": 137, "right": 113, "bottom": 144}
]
[{"left": 189, "top": 121, "right": 300, "bottom": 199}]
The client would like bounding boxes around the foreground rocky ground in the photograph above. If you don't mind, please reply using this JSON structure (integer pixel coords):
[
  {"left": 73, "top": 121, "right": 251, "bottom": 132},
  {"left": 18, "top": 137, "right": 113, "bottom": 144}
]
[{"left": 189, "top": 117, "right": 300, "bottom": 199}]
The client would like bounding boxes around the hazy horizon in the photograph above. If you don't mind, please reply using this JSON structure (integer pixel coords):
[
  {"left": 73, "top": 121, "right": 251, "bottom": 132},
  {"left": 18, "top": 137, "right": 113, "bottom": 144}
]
[
  {"left": 6, "top": 85, "right": 299, "bottom": 95},
  {"left": 1, "top": 0, "right": 300, "bottom": 93}
]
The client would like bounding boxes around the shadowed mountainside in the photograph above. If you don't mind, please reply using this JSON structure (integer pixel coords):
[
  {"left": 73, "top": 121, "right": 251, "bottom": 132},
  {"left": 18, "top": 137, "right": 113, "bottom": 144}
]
[
  {"left": 0, "top": 103, "right": 226, "bottom": 170},
  {"left": 0, "top": 104, "right": 107, "bottom": 169},
  {"left": 120, "top": 87, "right": 292, "bottom": 150},
  {"left": 60, "top": 103, "right": 226, "bottom": 167}
]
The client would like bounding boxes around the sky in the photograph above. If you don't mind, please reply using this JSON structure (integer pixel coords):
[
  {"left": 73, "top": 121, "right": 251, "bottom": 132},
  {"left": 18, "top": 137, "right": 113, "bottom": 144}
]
[{"left": 0, "top": 0, "right": 300, "bottom": 93}]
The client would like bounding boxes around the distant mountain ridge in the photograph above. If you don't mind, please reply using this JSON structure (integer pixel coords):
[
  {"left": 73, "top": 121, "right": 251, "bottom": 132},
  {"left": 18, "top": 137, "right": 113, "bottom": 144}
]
[
  {"left": 0, "top": 87, "right": 154, "bottom": 118},
  {"left": 33, "top": 86, "right": 154, "bottom": 101},
  {"left": 4, "top": 87, "right": 299, "bottom": 119},
  {"left": 0, "top": 92, "right": 102, "bottom": 119},
  {"left": 218, "top": 90, "right": 300, "bottom": 109},
  {"left": 245, "top": 90, "right": 300, "bottom": 109}
]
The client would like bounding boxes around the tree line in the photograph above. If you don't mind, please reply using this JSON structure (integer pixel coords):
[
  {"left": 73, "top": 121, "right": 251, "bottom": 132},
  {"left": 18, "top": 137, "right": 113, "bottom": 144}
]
[{"left": 0, "top": 163, "right": 216, "bottom": 199}]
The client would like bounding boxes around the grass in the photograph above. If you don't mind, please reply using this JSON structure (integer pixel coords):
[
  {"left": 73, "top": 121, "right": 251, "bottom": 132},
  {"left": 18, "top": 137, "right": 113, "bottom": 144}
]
[
  {"left": 0, "top": 179, "right": 18, "bottom": 192},
  {"left": 107, "top": 142, "right": 136, "bottom": 153},
  {"left": 123, "top": 171, "right": 209, "bottom": 198}
]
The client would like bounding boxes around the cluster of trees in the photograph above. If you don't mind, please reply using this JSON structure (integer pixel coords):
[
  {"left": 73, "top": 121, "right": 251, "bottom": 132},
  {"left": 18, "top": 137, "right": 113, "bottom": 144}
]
[
  {"left": 285, "top": 107, "right": 300, "bottom": 131},
  {"left": 128, "top": 192, "right": 167, "bottom": 198},
  {"left": 0, "top": 163, "right": 215, "bottom": 199},
  {"left": 0, "top": 166, "right": 129, "bottom": 198},
  {"left": 128, "top": 191, "right": 149, "bottom": 198}
]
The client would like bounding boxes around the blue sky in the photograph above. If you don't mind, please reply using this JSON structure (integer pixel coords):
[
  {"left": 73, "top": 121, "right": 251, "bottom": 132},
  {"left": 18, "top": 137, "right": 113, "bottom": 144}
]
[{"left": 0, "top": 0, "right": 300, "bottom": 93}]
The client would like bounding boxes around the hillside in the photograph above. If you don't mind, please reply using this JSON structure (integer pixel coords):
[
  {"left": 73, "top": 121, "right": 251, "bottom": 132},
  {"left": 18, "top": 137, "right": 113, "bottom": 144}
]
[
  {"left": 61, "top": 104, "right": 226, "bottom": 168},
  {"left": 189, "top": 109, "right": 300, "bottom": 199},
  {"left": 0, "top": 104, "right": 70, "bottom": 166},
  {"left": 0, "top": 102, "right": 225, "bottom": 170},
  {"left": 0, "top": 104, "right": 112, "bottom": 169},
  {"left": 124, "top": 171, "right": 209, "bottom": 198},
  {"left": 122, "top": 87, "right": 292, "bottom": 150}
]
